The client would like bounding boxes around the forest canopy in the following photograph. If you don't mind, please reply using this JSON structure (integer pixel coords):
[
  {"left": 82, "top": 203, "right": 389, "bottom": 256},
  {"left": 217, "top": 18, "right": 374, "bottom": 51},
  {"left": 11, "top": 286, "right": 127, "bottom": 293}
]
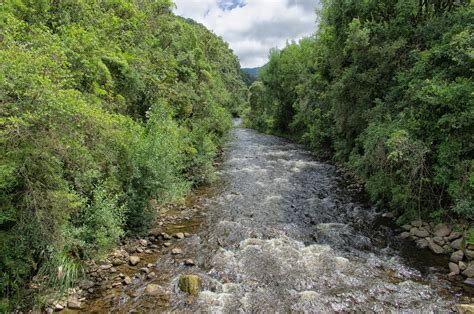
[
  {"left": 246, "top": 0, "right": 473, "bottom": 223},
  {"left": 0, "top": 0, "right": 246, "bottom": 304}
]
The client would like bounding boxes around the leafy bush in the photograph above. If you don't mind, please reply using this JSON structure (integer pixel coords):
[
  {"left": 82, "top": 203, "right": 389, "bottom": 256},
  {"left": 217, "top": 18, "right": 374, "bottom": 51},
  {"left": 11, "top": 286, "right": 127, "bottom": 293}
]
[
  {"left": 0, "top": 0, "right": 246, "bottom": 304},
  {"left": 247, "top": 1, "right": 473, "bottom": 223}
]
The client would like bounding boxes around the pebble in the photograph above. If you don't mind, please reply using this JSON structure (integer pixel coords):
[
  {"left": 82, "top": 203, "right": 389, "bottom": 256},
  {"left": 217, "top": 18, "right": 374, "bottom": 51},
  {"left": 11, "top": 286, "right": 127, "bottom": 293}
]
[
  {"left": 67, "top": 299, "right": 81, "bottom": 310},
  {"left": 140, "top": 267, "right": 150, "bottom": 274},
  {"left": 163, "top": 242, "right": 172, "bottom": 247},
  {"left": 184, "top": 259, "right": 195, "bottom": 266},
  {"left": 147, "top": 272, "right": 156, "bottom": 279},
  {"left": 129, "top": 256, "right": 140, "bottom": 266},
  {"left": 123, "top": 276, "right": 132, "bottom": 285},
  {"left": 161, "top": 233, "right": 172, "bottom": 240},
  {"left": 54, "top": 304, "right": 64, "bottom": 311},
  {"left": 172, "top": 248, "right": 183, "bottom": 255},
  {"left": 175, "top": 232, "right": 185, "bottom": 239}
]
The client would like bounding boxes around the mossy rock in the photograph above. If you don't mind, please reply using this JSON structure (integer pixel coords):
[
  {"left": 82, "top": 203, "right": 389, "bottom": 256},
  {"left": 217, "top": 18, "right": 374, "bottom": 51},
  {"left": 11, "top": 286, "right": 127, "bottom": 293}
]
[{"left": 178, "top": 274, "right": 201, "bottom": 295}]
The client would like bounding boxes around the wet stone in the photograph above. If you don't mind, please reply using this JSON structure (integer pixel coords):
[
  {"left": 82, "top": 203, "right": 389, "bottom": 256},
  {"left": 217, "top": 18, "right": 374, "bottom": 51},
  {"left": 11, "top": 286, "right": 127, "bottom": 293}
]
[
  {"left": 178, "top": 275, "right": 201, "bottom": 295},
  {"left": 175, "top": 232, "right": 185, "bottom": 239}
]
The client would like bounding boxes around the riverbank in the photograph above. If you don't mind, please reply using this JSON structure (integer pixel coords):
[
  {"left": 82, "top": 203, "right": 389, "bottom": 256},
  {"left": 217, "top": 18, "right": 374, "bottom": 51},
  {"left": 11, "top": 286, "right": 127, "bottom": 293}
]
[{"left": 31, "top": 126, "right": 474, "bottom": 312}]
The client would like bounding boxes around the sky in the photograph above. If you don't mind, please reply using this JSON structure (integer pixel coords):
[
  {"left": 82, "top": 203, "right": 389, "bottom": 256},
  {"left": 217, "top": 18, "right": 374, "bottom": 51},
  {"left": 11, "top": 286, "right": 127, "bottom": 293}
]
[{"left": 173, "top": 0, "right": 320, "bottom": 68}]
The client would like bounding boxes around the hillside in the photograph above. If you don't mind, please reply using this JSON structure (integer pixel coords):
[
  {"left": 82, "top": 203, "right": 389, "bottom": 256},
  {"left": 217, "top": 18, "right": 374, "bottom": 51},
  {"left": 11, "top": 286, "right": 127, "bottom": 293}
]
[{"left": 0, "top": 0, "right": 246, "bottom": 307}]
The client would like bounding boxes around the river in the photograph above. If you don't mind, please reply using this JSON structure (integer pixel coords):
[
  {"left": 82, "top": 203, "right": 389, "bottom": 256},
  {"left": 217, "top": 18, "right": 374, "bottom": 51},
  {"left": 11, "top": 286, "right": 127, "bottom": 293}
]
[{"left": 84, "top": 120, "right": 466, "bottom": 312}]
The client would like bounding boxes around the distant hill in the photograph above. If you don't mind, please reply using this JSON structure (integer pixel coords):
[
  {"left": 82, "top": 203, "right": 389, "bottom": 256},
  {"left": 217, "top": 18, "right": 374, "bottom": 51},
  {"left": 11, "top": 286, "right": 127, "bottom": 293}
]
[
  {"left": 241, "top": 67, "right": 260, "bottom": 86},
  {"left": 242, "top": 67, "right": 260, "bottom": 77}
]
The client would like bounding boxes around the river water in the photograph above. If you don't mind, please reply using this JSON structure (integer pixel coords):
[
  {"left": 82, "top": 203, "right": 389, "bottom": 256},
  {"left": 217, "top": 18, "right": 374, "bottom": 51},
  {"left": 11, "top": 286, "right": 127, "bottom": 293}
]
[{"left": 85, "top": 121, "right": 466, "bottom": 312}]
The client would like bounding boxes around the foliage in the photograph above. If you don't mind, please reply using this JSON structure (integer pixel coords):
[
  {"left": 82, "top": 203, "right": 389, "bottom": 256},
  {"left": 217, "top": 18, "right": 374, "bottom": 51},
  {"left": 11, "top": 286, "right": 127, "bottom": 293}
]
[
  {"left": 0, "top": 0, "right": 246, "bottom": 304},
  {"left": 247, "top": 0, "right": 473, "bottom": 222}
]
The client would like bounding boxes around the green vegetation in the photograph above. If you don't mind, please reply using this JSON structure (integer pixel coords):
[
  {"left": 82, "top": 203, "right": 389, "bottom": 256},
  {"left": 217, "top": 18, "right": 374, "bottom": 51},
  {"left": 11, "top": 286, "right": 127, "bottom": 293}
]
[
  {"left": 246, "top": 0, "right": 473, "bottom": 223},
  {"left": 0, "top": 0, "right": 246, "bottom": 305}
]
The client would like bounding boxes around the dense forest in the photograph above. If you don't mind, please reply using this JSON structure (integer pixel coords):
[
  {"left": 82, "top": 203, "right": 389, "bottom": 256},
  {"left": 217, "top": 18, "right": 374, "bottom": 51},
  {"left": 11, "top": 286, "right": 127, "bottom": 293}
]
[
  {"left": 246, "top": 0, "right": 473, "bottom": 223},
  {"left": 0, "top": 0, "right": 246, "bottom": 306}
]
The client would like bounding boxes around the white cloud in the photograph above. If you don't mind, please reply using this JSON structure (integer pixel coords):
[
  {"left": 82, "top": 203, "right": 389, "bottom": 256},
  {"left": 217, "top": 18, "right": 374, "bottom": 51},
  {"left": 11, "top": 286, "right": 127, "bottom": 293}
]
[{"left": 173, "top": 0, "right": 320, "bottom": 68}]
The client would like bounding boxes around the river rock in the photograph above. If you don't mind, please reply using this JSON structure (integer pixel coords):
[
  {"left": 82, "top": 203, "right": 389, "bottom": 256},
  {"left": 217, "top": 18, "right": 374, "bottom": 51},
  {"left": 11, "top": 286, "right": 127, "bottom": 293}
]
[
  {"left": 111, "top": 258, "right": 124, "bottom": 266},
  {"left": 449, "top": 262, "right": 460, "bottom": 275},
  {"left": 448, "top": 231, "right": 463, "bottom": 241},
  {"left": 123, "top": 276, "right": 132, "bottom": 285},
  {"left": 54, "top": 304, "right": 64, "bottom": 311},
  {"left": 433, "top": 224, "right": 451, "bottom": 238},
  {"left": 178, "top": 275, "right": 201, "bottom": 295},
  {"left": 462, "top": 264, "right": 474, "bottom": 277},
  {"left": 411, "top": 220, "right": 423, "bottom": 227},
  {"left": 161, "top": 233, "right": 172, "bottom": 240},
  {"left": 163, "top": 242, "right": 171, "bottom": 247},
  {"left": 428, "top": 238, "right": 444, "bottom": 254},
  {"left": 456, "top": 304, "right": 474, "bottom": 314},
  {"left": 140, "top": 267, "right": 150, "bottom": 274},
  {"left": 416, "top": 238, "right": 429, "bottom": 249},
  {"left": 67, "top": 299, "right": 81, "bottom": 310},
  {"left": 174, "top": 232, "right": 185, "bottom": 239},
  {"left": 414, "top": 228, "right": 430, "bottom": 238},
  {"left": 147, "top": 272, "right": 156, "bottom": 279},
  {"left": 129, "top": 255, "right": 140, "bottom": 266},
  {"left": 139, "top": 239, "right": 148, "bottom": 246},
  {"left": 401, "top": 224, "right": 411, "bottom": 231},
  {"left": 100, "top": 264, "right": 112, "bottom": 270},
  {"left": 171, "top": 248, "right": 183, "bottom": 255},
  {"left": 451, "top": 238, "right": 464, "bottom": 250},
  {"left": 400, "top": 232, "right": 410, "bottom": 239},
  {"left": 184, "top": 259, "right": 195, "bottom": 266},
  {"left": 451, "top": 250, "right": 464, "bottom": 263},
  {"left": 148, "top": 228, "right": 161, "bottom": 237},
  {"left": 45, "top": 308, "right": 53, "bottom": 314},
  {"left": 433, "top": 236, "right": 445, "bottom": 246},
  {"left": 465, "top": 250, "right": 474, "bottom": 259},
  {"left": 464, "top": 278, "right": 474, "bottom": 286},
  {"left": 145, "top": 284, "right": 166, "bottom": 296},
  {"left": 79, "top": 279, "right": 95, "bottom": 290},
  {"left": 459, "top": 261, "right": 467, "bottom": 271}
]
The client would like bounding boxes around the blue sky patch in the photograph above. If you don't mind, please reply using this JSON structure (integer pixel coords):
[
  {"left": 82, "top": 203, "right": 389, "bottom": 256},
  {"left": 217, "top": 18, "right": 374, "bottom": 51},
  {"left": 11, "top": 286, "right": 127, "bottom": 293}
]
[{"left": 218, "top": 0, "right": 246, "bottom": 11}]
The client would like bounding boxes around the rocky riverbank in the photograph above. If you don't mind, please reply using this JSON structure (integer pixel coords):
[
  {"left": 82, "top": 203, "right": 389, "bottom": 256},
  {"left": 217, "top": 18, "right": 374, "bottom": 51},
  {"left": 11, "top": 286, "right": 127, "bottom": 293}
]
[
  {"left": 397, "top": 220, "right": 474, "bottom": 285},
  {"left": 38, "top": 191, "right": 209, "bottom": 313}
]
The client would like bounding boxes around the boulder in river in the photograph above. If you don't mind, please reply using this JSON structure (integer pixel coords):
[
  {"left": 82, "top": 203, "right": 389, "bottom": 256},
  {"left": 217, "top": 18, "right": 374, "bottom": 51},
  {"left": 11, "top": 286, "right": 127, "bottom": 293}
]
[
  {"left": 129, "top": 256, "right": 140, "bottom": 266},
  {"left": 178, "top": 274, "right": 201, "bottom": 295}
]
